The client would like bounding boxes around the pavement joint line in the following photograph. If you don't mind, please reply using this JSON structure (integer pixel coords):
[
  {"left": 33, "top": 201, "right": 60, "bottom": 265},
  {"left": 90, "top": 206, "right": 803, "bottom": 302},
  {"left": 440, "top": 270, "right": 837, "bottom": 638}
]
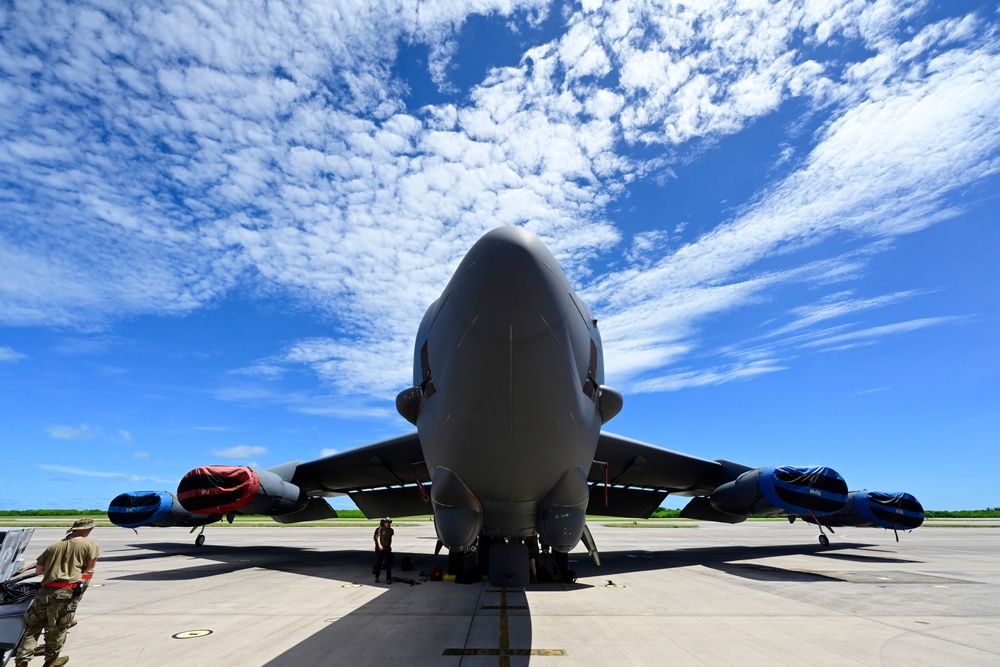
[
  {"left": 499, "top": 586, "right": 509, "bottom": 667},
  {"left": 442, "top": 649, "right": 568, "bottom": 656},
  {"left": 444, "top": 585, "right": 566, "bottom": 664},
  {"left": 481, "top": 605, "right": 528, "bottom": 609}
]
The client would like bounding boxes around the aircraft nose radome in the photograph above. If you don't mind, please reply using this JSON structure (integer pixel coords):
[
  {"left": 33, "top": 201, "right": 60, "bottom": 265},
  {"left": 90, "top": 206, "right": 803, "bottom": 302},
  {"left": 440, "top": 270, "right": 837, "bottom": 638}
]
[
  {"left": 476, "top": 225, "right": 544, "bottom": 249},
  {"left": 453, "top": 227, "right": 567, "bottom": 320},
  {"left": 467, "top": 227, "right": 556, "bottom": 272}
]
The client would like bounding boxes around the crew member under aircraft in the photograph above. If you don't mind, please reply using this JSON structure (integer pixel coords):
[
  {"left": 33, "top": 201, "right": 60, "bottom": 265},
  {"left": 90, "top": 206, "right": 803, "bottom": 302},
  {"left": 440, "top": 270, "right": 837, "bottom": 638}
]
[
  {"left": 14, "top": 517, "right": 100, "bottom": 667},
  {"left": 525, "top": 534, "right": 539, "bottom": 584},
  {"left": 373, "top": 517, "right": 395, "bottom": 584}
]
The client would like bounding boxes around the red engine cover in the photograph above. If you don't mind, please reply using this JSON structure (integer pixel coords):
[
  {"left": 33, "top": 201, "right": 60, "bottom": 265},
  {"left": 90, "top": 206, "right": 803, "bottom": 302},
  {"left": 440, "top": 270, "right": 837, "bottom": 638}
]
[{"left": 177, "top": 466, "right": 261, "bottom": 514}]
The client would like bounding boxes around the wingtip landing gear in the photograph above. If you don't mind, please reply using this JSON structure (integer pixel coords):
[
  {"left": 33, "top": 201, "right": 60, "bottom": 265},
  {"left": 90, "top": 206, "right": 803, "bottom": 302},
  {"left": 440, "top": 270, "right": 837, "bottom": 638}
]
[
  {"left": 815, "top": 523, "right": 833, "bottom": 546},
  {"left": 191, "top": 525, "right": 207, "bottom": 546},
  {"left": 805, "top": 511, "right": 833, "bottom": 547}
]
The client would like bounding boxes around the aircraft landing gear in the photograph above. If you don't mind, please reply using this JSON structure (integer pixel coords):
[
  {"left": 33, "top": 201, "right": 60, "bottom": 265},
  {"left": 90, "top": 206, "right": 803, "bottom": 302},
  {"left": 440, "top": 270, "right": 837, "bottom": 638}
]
[
  {"left": 805, "top": 510, "right": 833, "bottom": 547},
  {"left": 192, "top": 525, "right": 207, "bottom": 546}
]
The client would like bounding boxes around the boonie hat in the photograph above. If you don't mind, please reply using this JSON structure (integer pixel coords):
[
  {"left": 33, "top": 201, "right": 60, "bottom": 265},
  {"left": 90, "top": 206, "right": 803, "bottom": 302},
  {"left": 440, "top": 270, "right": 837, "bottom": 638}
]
[{"left": 68, "top": 517, "right": 96, "bottom": 532}]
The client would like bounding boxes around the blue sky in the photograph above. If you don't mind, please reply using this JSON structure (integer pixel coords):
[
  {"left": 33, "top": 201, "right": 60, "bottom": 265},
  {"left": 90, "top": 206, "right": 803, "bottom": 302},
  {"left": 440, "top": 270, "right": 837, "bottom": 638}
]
[{"left": 1, "top": 0, "right": 998, "bottom": 512}]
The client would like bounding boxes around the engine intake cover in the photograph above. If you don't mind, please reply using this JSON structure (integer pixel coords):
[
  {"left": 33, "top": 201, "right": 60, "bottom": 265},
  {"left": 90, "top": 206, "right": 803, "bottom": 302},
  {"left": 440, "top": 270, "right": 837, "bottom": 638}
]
[
  {"left": 854, "top": 490, "right": 924, "bottom": 529},
  {"left": 710, "top": 465, "right": 848, "bottom": 517},
  {"left": 108, "top": 491, "right": 174, "bottom": 527},
  {"left": 178, "top": 466, "right": 261, "bottom": 514},
  {"left": 177, "top": 466, "right": 308, "bottom": 516},
  {"left": 108, "top": 491, "right": 218, "bottom": 528}
]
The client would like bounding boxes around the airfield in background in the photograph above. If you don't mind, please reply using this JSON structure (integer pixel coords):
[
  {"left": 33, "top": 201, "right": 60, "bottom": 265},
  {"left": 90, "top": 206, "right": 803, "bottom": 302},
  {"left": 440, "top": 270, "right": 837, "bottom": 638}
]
[{"left": 7, "top": 520, "right": 999, "bottom": 666}]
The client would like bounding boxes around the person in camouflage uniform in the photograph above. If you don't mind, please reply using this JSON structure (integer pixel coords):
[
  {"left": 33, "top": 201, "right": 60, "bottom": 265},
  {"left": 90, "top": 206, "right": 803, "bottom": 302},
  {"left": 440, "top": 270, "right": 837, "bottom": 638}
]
[
  {"left": 373, "top": 517, "right": 394, "bottom": 583},
  {"left": 14, "top": 517, "right": 100, "bottom": 667}
]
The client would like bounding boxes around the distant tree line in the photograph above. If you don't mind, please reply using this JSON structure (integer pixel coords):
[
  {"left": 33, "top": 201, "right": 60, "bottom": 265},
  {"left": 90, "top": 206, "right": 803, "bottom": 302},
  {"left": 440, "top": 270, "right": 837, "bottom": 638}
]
[
  {"left": 3, "top": 508, "right": 999, "bottom": 518},
  {"left": 0, "top": 509, "right": 106, "bottom": 516},
  {"left": 923, "top": 509, "right": 1000, "bottom": 518}
]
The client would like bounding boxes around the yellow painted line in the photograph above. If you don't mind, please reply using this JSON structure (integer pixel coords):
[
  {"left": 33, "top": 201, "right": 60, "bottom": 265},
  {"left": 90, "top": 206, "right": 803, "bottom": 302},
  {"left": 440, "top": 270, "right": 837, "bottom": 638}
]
[
  {"left": 442, "top": 649, "right": 568, "bottom": 656},
  {"left": 443, "top": 586, "right": 566, "bottom": 661},
  {"left": 499, "top": 587, "right": 510, "bottom": 667},
  {"left": 481, "top": 605, "right": 527, "bottom": 609}
]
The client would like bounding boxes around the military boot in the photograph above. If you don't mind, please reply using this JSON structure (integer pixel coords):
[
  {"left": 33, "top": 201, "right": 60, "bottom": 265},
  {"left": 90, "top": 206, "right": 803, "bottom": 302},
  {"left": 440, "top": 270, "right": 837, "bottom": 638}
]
[{"left": 43, "top": 656, "right": 69, "bottom": 667}]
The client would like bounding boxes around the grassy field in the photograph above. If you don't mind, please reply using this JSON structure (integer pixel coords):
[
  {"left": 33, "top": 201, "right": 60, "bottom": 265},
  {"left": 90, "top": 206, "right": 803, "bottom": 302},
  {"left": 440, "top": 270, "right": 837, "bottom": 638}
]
[
  {"left": 2, "top": 507, "right": 998, "bottom": 530},
  {"left": 3, "top": 516, "right": 998, "bottom": 530},
  {"left": 0, "top": 515, "right": 429, "bottom": 529}
]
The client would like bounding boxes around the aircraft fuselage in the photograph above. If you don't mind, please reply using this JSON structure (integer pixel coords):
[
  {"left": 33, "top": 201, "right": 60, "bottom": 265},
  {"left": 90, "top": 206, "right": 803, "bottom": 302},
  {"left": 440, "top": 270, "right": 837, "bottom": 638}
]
[{"left": 408, "top": 228, "right": 610, "bottom": 548}]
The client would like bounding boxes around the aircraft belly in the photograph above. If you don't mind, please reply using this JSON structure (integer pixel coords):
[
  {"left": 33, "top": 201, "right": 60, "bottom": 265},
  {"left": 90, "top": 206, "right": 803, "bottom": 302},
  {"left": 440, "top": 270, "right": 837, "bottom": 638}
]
[{"left": 419, "top": 327, "right": 600, "bottom": 534}]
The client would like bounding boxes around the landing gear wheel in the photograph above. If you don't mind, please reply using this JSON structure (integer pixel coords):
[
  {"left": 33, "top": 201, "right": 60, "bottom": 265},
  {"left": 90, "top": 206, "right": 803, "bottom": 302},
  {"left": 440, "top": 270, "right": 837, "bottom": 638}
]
[
  {"left": 195, "top": 534, "right": 206, "bottom": 546},
  {"left": 818, "top": 534, "right": 830, "bottom": 546}
]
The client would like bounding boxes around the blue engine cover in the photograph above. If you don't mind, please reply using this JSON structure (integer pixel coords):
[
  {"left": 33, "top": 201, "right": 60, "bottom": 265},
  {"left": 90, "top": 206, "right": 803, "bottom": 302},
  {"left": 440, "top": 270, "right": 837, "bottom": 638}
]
[
  {"left": 710, "top": 465, "right": 849, "bottom": 517},
  {"left": 853, "top": 490, "right": 924, "bottom": 529},
  {"left": 109, "top": 491, "right": 218, "bottom": 528},
  {"left": 759, "top": 466, "right": 849, "bottom": 516},
  {"left": 108, "top": 491, "right": 174, "bottom": 528}
]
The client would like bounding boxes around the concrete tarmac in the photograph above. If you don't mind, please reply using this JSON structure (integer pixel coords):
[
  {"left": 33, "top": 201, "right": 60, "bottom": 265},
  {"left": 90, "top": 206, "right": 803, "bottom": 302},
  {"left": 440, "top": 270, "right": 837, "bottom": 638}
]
[{"left": 11, "top": 521, "right": 1000, "bottom": 666}]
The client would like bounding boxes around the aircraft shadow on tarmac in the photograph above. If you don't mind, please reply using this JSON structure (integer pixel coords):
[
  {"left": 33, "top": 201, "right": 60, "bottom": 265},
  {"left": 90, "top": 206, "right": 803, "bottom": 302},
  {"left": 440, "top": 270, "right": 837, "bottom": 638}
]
[
  {"left": 107, "top": 540, "right": 922, "bottom": 665},
  {"left": 110, "top": 542, "right": 380, "bottom": 583},
  {"left": 573, "top": 542, "right": 922, "bottom": 582},
  {"left": 264, "top": 542, "right": 922, "bottom": 665},
  {"left": 111, "top": 539, "right": 920, "bottom": 586}
]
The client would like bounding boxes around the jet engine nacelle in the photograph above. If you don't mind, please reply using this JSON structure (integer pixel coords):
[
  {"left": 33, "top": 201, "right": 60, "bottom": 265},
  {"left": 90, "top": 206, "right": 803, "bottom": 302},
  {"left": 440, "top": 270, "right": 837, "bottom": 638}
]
[
  {"left": 430, "top": 466, "right": 484, "bottom": 551},
  {"left": 177, "top": 466, "right": 308, "bottom": 516},
  {"left": 108, "top": 491, "right": 219, "bottom": 528},
  {"left": 709, "top": 465, "right": 848, "bottom": 518},
  {"left": 536, "top": 466, "right": 590, "bottom": 552},
  {"left": 805, "top": 490, "right": 924, "bottom": 529}
]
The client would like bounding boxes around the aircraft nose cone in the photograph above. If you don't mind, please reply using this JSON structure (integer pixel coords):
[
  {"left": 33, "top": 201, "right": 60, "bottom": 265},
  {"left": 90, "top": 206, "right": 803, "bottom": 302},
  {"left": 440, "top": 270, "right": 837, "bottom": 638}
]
[
  {"left": 449, "top": 227, "right": 567, "bottom": 326},
  {"left": 466, "top": 227, "right": 553, "bottom": 279},
  {"left": 474, "top": 226, "right": 547, "bottom": 253}
]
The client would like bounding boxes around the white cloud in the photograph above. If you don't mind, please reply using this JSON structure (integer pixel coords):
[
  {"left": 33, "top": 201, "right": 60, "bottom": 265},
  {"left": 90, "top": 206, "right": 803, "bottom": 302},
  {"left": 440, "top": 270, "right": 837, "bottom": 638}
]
[
  {"left": 849, "top": 387, "right": 889, "bottom": 397},
  {"left": 211, "top": 445, "right": 268, "bottom": 459},
  {"left": 118, "top": 430, "right": 135, "bottom": 444},
  {"left": 801, "top": 316, "right": 967, "bottom": 351},
  {"left": 230, "top": 363, "right": 288, "bottom": 380},
  {"left": 629, "top": 359, "right": 788, "bottom": 394},
  {"left": 211, "top": 383, "right": 394, "bottom": 419},
  {"left": 47, "top": 424, "right": 97, "bottom": 440},
  {"left": 769, "top": 291, "right": 921, "bottom": 337},
  {"left": 319, "top": 448, "right": 339, "bottom": 458},
  {"left": 585, "top": 12, "right": 1000, "bottom": 391},
  {"left": 39, "top": 464, "right": 175, "bottom": 484},
  {"left": 2, "top": 0, "right": 997, "bottom": 400},
  {"left": 0, "top": 346, "right": 26, "bottom": 362}
]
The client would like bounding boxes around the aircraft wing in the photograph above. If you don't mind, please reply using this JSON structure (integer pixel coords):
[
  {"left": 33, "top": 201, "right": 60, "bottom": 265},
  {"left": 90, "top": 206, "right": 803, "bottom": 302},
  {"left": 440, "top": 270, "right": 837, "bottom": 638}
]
[
  {"left": 290, "top": 432, "right": 431, "bottom": 519},
  {"left": 586, "top": 431, "right": 754, "bottom": 519},
  {"left": 288, "top": 430, "right": 745, "bottom": 521}
]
